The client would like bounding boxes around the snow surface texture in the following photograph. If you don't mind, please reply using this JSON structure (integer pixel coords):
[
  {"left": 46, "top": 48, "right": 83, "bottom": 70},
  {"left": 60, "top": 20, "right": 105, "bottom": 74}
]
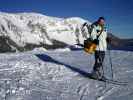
[
  {"left": 0, "top": 12, "right": 90, "bottom": 52},
  {"left": 0, "top": 49, "right": 132, "bottom": 100}
]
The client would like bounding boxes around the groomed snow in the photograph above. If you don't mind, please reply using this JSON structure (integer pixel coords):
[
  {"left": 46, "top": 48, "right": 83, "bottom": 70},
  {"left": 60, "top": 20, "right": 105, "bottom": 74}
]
[{"left": 0, "top": 49, "right": 132, "bottom": 100}]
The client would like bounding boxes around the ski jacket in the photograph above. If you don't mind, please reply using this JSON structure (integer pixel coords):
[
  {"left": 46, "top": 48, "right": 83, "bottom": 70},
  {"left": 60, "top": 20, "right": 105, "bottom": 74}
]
[{"left": 90, "top": 22, "right": 107, "bottom": 51}]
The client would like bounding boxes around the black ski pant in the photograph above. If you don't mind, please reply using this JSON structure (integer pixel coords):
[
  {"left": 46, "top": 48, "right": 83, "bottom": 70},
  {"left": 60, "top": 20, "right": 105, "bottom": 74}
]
[{"left": 93, "top": 51, "right": 105, "bottom": 73}]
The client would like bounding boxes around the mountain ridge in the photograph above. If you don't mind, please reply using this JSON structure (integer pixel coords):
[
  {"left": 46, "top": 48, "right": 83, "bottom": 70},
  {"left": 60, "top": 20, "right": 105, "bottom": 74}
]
[{"left": 0, "top": 12, "right": 132, "bottom": 53}]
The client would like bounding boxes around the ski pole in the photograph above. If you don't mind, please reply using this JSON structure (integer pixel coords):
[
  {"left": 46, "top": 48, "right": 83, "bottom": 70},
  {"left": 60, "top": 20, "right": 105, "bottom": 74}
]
[{"left": 108, "top": 46, "right": 114, "bottom": 79}]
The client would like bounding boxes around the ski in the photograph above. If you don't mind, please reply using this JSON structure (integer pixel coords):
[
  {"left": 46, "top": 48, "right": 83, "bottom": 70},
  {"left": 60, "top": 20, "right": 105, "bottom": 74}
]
[
  {"left": 94, "top": 77, "right": 128, "bottom": 86},
  {"left": 83, "top": 73, "right": 128, "bottom": 86},
  {"left": 98, "top": 78, "right": 128, "bottom": 86},
  {"left": 77, "top": 72, "right": 128, "bottom": 86}
]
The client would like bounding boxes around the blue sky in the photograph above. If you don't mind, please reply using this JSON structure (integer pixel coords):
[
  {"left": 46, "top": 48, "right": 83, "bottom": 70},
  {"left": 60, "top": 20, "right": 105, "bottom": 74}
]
[{"left": 0, "top": 0, "right": 133, "bottom": 38}]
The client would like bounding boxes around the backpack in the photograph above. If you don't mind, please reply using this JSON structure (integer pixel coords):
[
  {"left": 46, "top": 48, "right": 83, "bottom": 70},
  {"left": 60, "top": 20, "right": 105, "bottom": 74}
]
[{"left": 82, "top": 22, "right": 103, "bottom": 54}]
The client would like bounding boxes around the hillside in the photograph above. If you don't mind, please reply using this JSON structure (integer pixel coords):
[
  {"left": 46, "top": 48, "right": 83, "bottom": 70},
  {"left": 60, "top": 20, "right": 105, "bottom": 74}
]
[{"left": 0, "top": 12, "right": 132, "bottom": 53}]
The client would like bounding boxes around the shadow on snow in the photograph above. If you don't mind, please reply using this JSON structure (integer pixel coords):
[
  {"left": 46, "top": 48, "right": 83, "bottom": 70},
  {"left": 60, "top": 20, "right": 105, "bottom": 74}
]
[{"left": 35, "top": 54, "right": 94, "bottom": 79}]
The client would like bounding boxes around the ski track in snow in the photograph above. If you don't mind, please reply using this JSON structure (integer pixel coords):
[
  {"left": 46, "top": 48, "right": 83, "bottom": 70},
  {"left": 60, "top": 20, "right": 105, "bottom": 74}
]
[{"left": 0, "top": 50, "right": 132, "bottom": 100}]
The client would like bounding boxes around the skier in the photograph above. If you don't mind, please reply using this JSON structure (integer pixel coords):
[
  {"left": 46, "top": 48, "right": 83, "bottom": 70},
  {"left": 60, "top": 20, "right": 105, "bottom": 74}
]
[{"left": 82, "top": 17, "right": 108, "bottom": 80}]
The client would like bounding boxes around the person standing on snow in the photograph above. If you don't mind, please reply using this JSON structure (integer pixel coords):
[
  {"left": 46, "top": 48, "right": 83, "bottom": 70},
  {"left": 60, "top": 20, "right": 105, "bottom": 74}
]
[{"left": 82, "top": 17, "right": 108, "bottom": 80}]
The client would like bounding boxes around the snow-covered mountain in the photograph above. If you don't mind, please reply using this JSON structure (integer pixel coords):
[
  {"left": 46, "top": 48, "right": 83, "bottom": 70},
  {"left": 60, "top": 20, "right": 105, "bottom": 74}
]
[
  {"left": 0, "top": 12, "right": 132, "bottom": 53},
  {"left": 0, "top": 12, "right": 90, "bottom": 52}
]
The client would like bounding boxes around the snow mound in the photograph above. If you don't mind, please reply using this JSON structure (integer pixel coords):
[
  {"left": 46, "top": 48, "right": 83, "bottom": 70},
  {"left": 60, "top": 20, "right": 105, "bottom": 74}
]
[{"left": 54, "top": 48, "right": 71, "bottom": 52}]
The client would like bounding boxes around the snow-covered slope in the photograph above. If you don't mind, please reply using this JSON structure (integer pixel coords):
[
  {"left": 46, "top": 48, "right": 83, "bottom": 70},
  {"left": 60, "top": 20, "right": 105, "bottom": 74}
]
[
  {"left": 0, "top": 49, "right": 132, "bottom": 100},
  {"left": 0, "top": 12, "right": 90, "bottom": 52}
]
